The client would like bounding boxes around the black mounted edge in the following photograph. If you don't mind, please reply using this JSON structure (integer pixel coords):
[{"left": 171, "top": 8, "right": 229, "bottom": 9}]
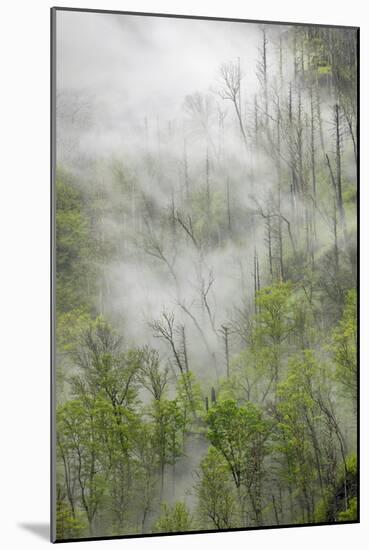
[
  {"left": 51, "top": 6, "right": 358, "bottom": 30},
  {"left": 50, "top": 6, "right": 57, "bottom": 544},
  {"left": 356, "top": 25, "right": 360, "bottom": 526}
]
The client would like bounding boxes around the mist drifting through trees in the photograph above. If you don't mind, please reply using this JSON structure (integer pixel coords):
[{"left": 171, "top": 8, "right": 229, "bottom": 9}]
[{"left": 54, "top": 10, "right": 358, "bottom": 540}]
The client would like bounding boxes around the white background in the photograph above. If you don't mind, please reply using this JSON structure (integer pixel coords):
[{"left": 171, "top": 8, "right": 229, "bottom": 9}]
[{"left": 0, "top": 0, "right": 366, "bottom": 548}]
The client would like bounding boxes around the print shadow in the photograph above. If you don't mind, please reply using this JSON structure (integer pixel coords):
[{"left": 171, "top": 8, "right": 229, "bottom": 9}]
[{"left": 18, "top": 523, "right": 49, "bottom": 541}]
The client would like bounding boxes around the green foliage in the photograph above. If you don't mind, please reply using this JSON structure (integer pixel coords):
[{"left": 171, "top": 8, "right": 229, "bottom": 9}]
[
  {"left": 317, "top": 65, "right": 331, "bottom": 75},
  {"left": 131, "top": 423, "right": 160, "bottom": 531},
  {"left": 153, "top": 502, "right": 193, "bottom": 533},
  {"left": 344, "top": 453, "right": 357, "bottom": 477},
  {"left": 176, "top": 370, "right": 204, "bottom": 423},
  {"left": 274, "top": 349, "right": 357, "bottom": 524},
  {"left": 331, "top": 289, "right": 357, "bottom": 402},
  {"left": 194, "top": 447, "right": 238, "bottom": 529},
  {"left": 57, "top": 395, "right": 113, "bottom": 530},
  {"left": 275, "top": 351, "right": 324, "bottom": 520},
  {"left": 56, "top": 170, "right": 94, "bottom": 314},
  {"left": 56, "top": 308, "right": 91, "bottom": 352},
  {"left": 56, "top": 500, "right": 86, "bottom": 540},
  {"left": 70, "top": 316, "right": 142, "bottom": 410},
  {"left": 314, "top": 454, "right": 358, "bottom": 523},
  {"left": 207, "top": 400, "right": 270, "bottom": 487},
  {"left": 190, "top": 188, "right": 227, "bottom": 246},
  {"left": 338, "top": 497, "right": 357, "bottom": 521},
  {"left": 206, "top": 399, "right": 270, "bottom": 525},
  {"left": 151, "top": 399, "right": 186, "bottom": 467},
  {"left": 254, "top": 282, "right": 295, "bottom": 345},
  {"left": 313, "top": 495, "right": 331, "bottom": 523},
  {"left": 248, "top": 282, "right": 300, "bottom": 402},
  {"left": 343, "top": 185, "right": 357, "bottom": 205}
]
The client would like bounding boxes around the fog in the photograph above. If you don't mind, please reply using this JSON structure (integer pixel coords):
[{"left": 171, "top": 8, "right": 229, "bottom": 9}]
[
  {"left": 56, "top": 12, "right": 277, "bottom": 381},
  {"left": 56, "top": 12, "right": 284, "bottom": 163}
]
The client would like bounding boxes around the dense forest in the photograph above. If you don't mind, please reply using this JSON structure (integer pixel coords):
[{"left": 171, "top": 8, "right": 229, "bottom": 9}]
[{"left": 54, "top": 17, "right": 358, "bottom": 540}]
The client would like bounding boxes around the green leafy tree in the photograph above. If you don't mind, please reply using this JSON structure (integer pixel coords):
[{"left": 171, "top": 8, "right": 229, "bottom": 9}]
[
  {"left": 56, "top": 497, "right": 86, "bottom": 540},
  {"left": 275, "top": 355, "right": 318, "bottom": 523},
  {"left": 56, "top": 169, "right": 94, "bottom": 314},
  {"left": 131, "top": 423, "right": 160, "bottom": 533},
  {"left": 153, "top": 502, "right": 193, "bottom": 533},
  {"left": 332, "top": 289, "right": 357, "bottom": 404},
  {"left": 137, "top": 346, "right": 169, "bottom": 402},
  {"left": 252, "top": 283, "right": 296, "bottom": 401},
  {"left": 56, "top": 396, "right": 112, "bottom": 535},
  {"left": 176, "top": 371, "right": 204, "bottom": 438},
  {"left": 151, "top": 399, "right": 186, "bottom": 499},
  {"left": 206, "top": 399, "right": 270, "bottom": 526},
  {"left": 275, "top": 350, "right": 348, "bottom": 523},
  {"left": 70, "top": 317, "right": 142, "bottom": 412},
  {"left": 194, "top": 447, "right": 238, "bottom": 529}
]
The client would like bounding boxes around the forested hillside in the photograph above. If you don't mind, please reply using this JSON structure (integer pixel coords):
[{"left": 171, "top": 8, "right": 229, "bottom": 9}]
[{"left": 55, "top": 18, "right": 358, "bottom": 540}]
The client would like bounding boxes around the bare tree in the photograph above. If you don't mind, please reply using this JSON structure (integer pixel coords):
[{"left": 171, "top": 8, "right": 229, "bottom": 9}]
[
  {"left": 138, "top": 346, "right": 169, "bottom": 401},
  {"left": 219, "top": 324, "right": 231, "bottom": 379},
  {"left": 219, "top": 59, "right": 247, "bottom": 147}
]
